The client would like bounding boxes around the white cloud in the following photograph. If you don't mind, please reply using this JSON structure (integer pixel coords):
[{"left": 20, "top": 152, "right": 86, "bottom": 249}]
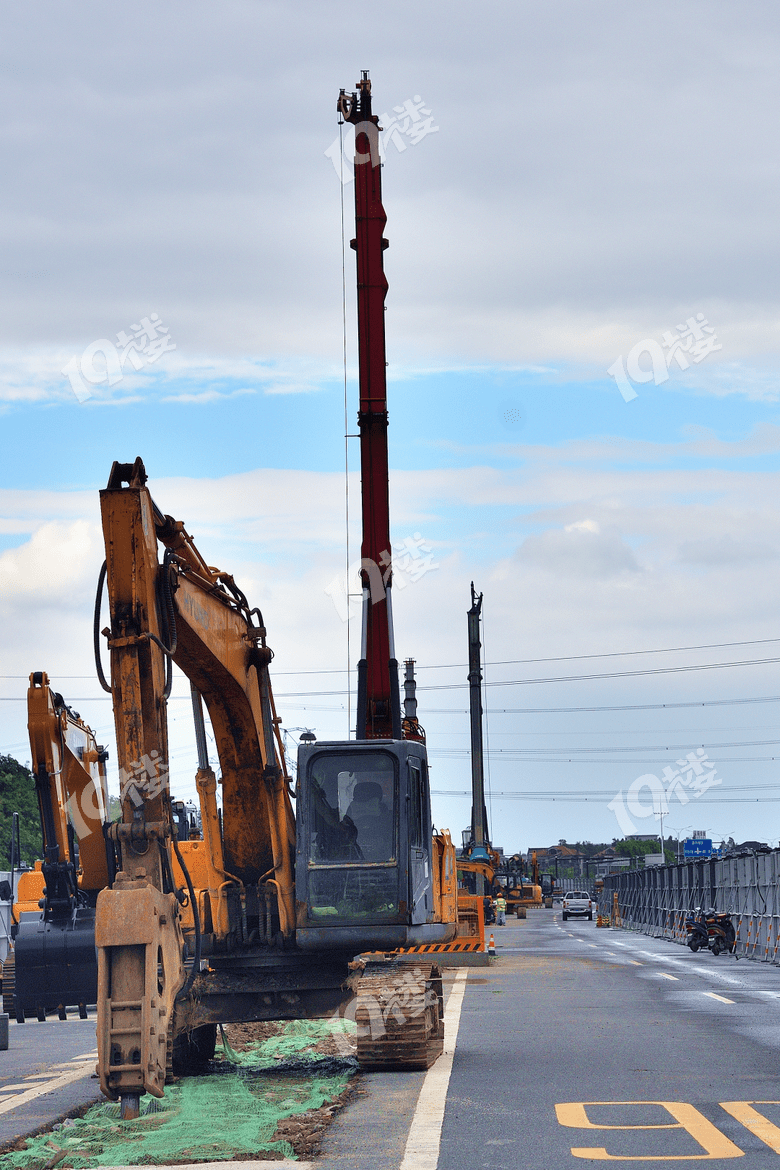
[
  {"left": 0, "top": 519, "right": 103, "bottom": 608},
  {"left": 0, "top": 3, "right": 776, "bottom": 374}
]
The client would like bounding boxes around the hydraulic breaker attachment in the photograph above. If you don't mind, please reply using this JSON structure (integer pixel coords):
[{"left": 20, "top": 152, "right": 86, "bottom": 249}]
[{"left": 95, "top": 856, "right": 186, "bottom": 1112}]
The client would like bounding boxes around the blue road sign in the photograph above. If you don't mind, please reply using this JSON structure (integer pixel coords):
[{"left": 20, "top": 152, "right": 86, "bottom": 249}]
[{"left": 683, "top": 837, "right": 712, "bottom": 858}]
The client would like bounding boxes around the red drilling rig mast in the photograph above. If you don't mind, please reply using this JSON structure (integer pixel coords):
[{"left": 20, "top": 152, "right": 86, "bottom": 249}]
[{"left": 338, "top": 71, "right": 402, "bottom": 742}]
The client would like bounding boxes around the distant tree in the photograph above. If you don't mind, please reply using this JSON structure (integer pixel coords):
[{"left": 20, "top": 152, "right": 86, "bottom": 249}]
[
  {"left": 573, "top": 841, "right": 612, "bottom": 859},
  {"left": 0, "top": 754, "right": 42, "bottom": 867},
  {"left": 614, "top": 837, "right": 674, "bottom": 867}
]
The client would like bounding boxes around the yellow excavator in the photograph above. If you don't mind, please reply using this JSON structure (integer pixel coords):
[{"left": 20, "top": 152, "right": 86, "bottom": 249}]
[
  {"left": 3, "top": 673, "right": 110, "bottom": 1022},
  {"left": 2, "top": 676, "right": 225, "bottom": 1027}
]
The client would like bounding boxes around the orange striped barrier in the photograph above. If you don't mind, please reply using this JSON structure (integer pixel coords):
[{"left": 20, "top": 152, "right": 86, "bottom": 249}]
[{"left": 398, "top": 941, "right": 484, "bottom": 954}]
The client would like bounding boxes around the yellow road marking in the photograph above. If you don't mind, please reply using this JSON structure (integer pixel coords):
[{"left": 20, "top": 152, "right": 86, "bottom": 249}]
[
  {"left": 0, "top": 1061, "right": 95, "bottom": 1117},
  {"left": 628, "top": 960, "right": 642, "bottom": 966},
  {"left": 721, "top": 1102, "right": 780, "bottom": 1154},
  {"left": 557, "top": 1101, "right": 744, "bottom": 1160},
  {"left": 703, "top": 992, "right": 734, "bottom": 1004},
  {"left": 659, "top": 973, "right": 678, "bottom": 980}
]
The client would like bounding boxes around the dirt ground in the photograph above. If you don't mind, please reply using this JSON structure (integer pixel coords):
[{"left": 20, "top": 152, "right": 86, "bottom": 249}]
[
  {"left": 220, "top": 1019, "right": 361, "bottom": 1161},
  {"left": 2, "top": 1020, "right": 360, "bottom": 1166}
]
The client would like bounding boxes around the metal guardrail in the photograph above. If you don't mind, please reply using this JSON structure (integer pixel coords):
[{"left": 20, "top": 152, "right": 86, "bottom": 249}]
[{"left": 600, "top": 850, "right": 780, "bottom": 963}]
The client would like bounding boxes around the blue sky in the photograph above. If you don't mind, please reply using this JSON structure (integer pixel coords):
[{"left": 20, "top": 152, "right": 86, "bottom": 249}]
[{"left": 2, "top": 1, "right": 780, "bottom": 852}]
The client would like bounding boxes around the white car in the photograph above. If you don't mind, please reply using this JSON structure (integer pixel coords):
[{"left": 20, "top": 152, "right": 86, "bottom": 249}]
[{"left": 562, "top": 891, "right": 593, "bottom": 921}]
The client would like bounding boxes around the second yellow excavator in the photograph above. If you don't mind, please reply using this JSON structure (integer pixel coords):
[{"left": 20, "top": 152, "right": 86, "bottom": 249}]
[{"left": 6, "top": 673, "right": 110, "bottom": 1022}]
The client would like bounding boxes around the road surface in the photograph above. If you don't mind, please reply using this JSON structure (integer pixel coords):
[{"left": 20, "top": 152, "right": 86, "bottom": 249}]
[{"left": 7, "top": 914, "right": 780, "bottom": 1166}]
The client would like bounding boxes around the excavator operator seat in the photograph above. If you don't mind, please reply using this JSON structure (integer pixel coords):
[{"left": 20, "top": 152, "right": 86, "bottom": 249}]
[
  {"left": 345, "top": 781, "right": 394, "bottom": 861},
  {"left": 295, "top": 739, "right": 454, "bottom": 952}
]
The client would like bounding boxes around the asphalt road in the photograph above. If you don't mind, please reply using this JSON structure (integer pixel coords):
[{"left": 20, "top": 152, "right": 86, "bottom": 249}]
[
  {"left": 7, "top": 916, "right": 780, "bottom": 1167},
  {"left": 322, "top": 912, "right": 780, "bottom": 1169},
  {"left": 0, "top": 1010, "right": 100, "bottom": 1149}
]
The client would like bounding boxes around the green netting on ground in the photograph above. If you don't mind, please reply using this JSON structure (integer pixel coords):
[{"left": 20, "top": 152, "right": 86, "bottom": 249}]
[
  {"left": 5, "top": 1019, "right": 358, "bottom": 1169},
  {"left": 218, "top": 1017, "right": 357, "bottom": 1071}
]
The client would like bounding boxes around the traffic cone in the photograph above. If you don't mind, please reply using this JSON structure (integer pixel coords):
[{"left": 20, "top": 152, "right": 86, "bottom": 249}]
[{"left": 487, "top": 933, "right": 495, "bottom": 956}]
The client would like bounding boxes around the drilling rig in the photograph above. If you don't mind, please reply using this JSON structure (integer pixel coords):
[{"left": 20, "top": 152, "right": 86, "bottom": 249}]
[{"left": 92, "top": 73, "right": 458, "bottom": 1119}]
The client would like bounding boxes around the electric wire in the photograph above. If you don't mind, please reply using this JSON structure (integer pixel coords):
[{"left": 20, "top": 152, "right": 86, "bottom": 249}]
[
  {"left": 431, "top": 789, "right": 780, "bottom": 804},
  {"left": 480, "top": 598, "right": 494, "bottom": 841},
  {"left": 339, "top": 113, "right": 352, "bottom": 740},
  {"left": 9, "top": 633, "right": 780, "bottom": 681},
  {"left": 431, "top": 736, "right": 780, "bottom": 755}
]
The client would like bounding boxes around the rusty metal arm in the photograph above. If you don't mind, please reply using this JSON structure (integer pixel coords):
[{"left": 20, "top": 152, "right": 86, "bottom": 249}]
[
  {"left": 27, "top": 672, "right": 111, "bottom": 901},
  {"left": 95, "top": 458, "right": 294, "bottom": 1114}
]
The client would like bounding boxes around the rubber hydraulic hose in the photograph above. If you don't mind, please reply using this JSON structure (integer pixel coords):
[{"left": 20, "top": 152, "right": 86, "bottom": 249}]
[{"left": 94, "top": 562, "right": 112, "bottom": 693}]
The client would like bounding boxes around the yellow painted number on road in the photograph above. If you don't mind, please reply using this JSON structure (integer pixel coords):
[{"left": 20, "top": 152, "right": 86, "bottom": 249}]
[
  {"left": 721, "top": 1102, "right": 780, "bottom": 1154},
  {"left": 555, "top": 1102, "right": 744, "bottom": 1160}
]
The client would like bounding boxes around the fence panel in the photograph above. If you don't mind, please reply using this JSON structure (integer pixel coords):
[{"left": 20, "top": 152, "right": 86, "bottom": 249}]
[{"left": 601, "top": 849, "right": 780, "bottom": 965}]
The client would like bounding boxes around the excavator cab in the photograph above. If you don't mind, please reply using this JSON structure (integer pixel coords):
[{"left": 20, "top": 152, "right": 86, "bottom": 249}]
[{"left": 295, "top": 738, "right": 438, "bottom": 952}]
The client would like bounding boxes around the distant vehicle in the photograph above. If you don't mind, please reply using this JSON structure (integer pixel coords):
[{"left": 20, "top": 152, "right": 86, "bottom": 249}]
[{"left": 562, "top": 891, "right": 593, "bottom": 921}]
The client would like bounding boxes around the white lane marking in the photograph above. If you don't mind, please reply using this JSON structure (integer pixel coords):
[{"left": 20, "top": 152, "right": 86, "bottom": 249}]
[
  {"left": 688, "top": 965, "right": 743, "bottom": 986},
  {"left": 587, "top": 944, "right": 598, "bottom": 948},
  {"left": 658, "top": 973, "right": 679, "bottom": 980},
  {"left": 703, "top": 991, "right": 735, "bottom": 1004},
  {"left": 399, "top": 969, "right": 468, "bottom": 1170},
  {"left": 628, "top": 960, "right": 642, "bottom": 966},
  {"left": 50, "top": 1055, "right": 97, "bottom": 1069},
  {"left": 0, "top": 1060, "right": 95, "bottom": 1117}
]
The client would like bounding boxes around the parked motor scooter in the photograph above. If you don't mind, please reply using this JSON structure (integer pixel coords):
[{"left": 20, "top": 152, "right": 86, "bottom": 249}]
[
  {"left": 705, "top": 908, "right": 737, "bottom": 956},
  {"left": 685, "top": 907, "right": 709, "bottom": 952},
  {"left": 685, "top": 906, "right": 737, "bottom": 957}
]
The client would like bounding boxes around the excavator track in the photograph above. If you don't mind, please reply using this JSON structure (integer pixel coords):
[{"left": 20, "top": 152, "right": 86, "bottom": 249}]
[
  {"left": 1, "top": 950, "right": 15, "bottom": 1020},
  {"left": 353, "top": 960, "right": 444, "bottom": 1071}
]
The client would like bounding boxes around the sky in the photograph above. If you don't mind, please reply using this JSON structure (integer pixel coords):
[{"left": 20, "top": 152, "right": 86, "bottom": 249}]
[{"left": 2, "top": 1, "right": 780, "bottom": 855}]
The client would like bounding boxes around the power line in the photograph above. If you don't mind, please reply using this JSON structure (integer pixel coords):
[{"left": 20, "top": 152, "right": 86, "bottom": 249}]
[
  {"left": 437, "top": 780, "right": 780, "bottom": 796},
  {"left": 421, "top": 696, "right": 780, "bottom": 714},
  {"left": 428, "top": 758, "right": 780, "bottom": 767},
  {"left": 431, "top": 789, "right": 780, "bottom": 804},
  {"left": 3, "top": 636, "right": 780, "bottom": 681},
  {"left": 417, "top": 636, "right": 780, "bottom": 670},
  {"left": 432, "top": 737, "right": 780, "bottom": 756},
  {"left": 417, "top": 656, "right": 780, "bottom": 692}
]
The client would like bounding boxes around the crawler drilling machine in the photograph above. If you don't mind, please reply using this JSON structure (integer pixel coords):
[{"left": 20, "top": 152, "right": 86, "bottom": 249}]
[{"left": 92, "top": 74, "right": 458, "bottom": 1120}]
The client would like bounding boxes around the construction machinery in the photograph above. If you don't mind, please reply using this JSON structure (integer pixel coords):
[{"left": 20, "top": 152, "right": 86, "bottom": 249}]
[
  {"left": 1, "top": 678, "right": 206, "bottom": 1024},
  {"left": 92, "top": 73, "right": 457, "bottom": 1120},
  {"left": 4, "top": 673, "right": 111, "bottom": 1022}
]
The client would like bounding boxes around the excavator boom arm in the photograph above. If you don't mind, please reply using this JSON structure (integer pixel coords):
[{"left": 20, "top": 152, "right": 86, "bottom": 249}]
[{"left": 95, "top": 457, "right": 294, "bottom": 1112}]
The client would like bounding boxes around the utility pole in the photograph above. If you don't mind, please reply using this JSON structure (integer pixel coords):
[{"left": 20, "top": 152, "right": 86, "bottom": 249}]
[{"left": 467, "top": 583, "right": 489, "bottom": 894}]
